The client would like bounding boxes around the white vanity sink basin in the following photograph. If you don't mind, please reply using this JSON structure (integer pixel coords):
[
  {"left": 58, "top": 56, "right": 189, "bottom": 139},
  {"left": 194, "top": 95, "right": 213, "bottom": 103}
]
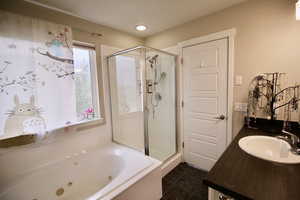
[{"left": 239, "top": 136, "right": 300, "bottom": 164}]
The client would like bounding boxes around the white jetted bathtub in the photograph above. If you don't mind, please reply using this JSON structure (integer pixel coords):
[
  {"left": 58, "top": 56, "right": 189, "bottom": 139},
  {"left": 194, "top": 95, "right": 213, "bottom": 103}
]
[{"left": 0, "top": 143, "right": 162, "bottom": 200}]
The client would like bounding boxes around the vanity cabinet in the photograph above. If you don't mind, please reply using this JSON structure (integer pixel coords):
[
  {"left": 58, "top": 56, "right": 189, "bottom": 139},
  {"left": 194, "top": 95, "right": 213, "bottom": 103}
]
[{"left": 205, "top": 122, "right": 300, "bottom": 200}]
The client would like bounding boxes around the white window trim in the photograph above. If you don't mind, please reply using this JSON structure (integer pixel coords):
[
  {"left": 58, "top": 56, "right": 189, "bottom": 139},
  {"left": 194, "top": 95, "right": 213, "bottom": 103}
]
[{"left": 72, "top": 41, "right": 106, "bottom": 131}]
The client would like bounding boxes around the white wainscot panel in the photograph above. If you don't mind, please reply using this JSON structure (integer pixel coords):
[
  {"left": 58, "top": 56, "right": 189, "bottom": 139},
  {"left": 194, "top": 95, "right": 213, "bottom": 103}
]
[
  {"left": 186, "top": 97, "right": 218, "bottom": 115},
  {"left": 189, "top": 73, "right": 218, "bottom": 93}
]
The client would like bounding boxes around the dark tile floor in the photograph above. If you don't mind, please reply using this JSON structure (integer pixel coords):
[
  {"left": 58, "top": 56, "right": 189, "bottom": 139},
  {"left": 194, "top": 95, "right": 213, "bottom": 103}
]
[{"left": 161, "top": 163, "right": 208, "bottom": 200}]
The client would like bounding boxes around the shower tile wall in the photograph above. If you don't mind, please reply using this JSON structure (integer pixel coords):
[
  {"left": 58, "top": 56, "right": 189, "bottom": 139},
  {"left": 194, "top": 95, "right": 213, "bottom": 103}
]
[{"left": 146, "top": 51, "right": 176, "bottom": 161}]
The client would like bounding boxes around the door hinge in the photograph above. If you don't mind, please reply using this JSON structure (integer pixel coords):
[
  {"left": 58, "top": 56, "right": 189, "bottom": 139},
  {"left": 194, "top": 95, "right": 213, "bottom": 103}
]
[
  {"left": 181, "top": 100, "right": 184, "bottom": 108},
  {"left": 180, "top": 57, "right": 183, "bottom": 65},
  {"left": 182, "top": 142, "right": 185, "bottom": 148}
]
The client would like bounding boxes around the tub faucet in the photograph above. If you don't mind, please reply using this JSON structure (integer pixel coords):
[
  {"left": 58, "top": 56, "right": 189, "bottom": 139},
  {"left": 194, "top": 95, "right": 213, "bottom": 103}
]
[{"left": 276, "top": 130, "right": 300, "bottom": 155}]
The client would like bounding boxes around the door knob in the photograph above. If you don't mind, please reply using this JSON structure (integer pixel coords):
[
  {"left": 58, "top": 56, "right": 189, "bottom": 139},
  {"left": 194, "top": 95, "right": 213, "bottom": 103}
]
[{"left": 214, "top": 114, "right": 226, "bottom": 120}]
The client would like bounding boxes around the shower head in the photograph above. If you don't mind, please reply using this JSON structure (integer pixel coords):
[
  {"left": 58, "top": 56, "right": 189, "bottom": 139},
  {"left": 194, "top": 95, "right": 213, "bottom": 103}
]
[
  {"left": 152, "top": 55, "right": 159, "bottom": 59},
  {"left": 147, "top": 54, "right": 159, "bottom": 65},
  {"left": 147, "top": 54, "right": 158, "bottom": 60}
]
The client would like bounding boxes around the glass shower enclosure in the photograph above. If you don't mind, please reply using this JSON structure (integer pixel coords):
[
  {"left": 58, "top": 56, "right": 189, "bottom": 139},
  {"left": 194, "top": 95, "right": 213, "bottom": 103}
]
[{"left": 107, "top": 46, "right": 177, "bottom": 162}]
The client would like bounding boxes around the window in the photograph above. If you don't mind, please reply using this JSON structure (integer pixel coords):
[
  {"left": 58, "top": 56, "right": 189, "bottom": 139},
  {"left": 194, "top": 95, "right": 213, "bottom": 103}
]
[
  {"left": 73, "top": 43, "right": 101, "bottom": 123},
  {"left": 0, "top": 11, "right": 105, "bottom": 144}
]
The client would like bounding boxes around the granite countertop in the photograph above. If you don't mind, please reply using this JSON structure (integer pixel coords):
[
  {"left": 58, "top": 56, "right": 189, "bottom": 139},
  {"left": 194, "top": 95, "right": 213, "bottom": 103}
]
[{"left": 204, "top": 121, "right": 300, "bottom": 200}]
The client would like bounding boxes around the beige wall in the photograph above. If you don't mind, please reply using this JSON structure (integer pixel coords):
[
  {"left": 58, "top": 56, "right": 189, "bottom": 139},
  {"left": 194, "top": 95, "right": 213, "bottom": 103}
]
[
  {"left": 146, "top": 0, "right": 300, "bottom": 137},
  {"left": 0, "top": 0, "right": 144, "bottom": 48}
]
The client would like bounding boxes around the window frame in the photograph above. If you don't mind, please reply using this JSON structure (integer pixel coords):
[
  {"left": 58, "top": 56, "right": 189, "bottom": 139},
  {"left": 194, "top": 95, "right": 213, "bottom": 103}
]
[{"left": 72, "top": 41, "right": 106, "bottom": 130}]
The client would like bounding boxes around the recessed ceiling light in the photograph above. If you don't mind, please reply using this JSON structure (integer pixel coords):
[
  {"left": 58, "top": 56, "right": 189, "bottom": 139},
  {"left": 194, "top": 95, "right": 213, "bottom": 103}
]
[{"left": 136, "top": 25, "right": 147, "bottom": 31}]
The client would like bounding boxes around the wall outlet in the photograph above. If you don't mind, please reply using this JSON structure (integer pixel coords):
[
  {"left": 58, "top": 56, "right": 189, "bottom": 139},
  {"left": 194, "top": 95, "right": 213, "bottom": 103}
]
[
  {"left": 235, "top": 75, "right": 243, "bottom": 86},
  {"left": 234, "top": 102, "right": 248, "bottom": 112},
  {"left": 234, "top": 103, "right": 241, "bottom": 111},
  {"left": 240, "top": 103, "right": 248, "bottom": 112}
]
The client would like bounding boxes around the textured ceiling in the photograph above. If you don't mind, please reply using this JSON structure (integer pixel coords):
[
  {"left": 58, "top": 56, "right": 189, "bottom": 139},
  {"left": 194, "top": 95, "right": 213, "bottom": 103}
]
[{"left": 25, "top": 0, "right": 247, "bottom": 37}]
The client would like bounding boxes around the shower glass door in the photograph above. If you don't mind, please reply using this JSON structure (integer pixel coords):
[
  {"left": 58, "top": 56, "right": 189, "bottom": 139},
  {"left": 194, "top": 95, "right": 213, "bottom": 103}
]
[
  {"left": 108, "top": 49, "right": 144, "bottom": 152},
  {"left": 108, "top": 47, "right": 177, "bottom": 162}
]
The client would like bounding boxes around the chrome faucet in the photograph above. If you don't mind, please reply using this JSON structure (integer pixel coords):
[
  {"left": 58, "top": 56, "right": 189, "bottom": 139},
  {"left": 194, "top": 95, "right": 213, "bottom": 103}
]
[
  {"left": 282, "top": 130, "right": 300, "bottom": 144},
  {"left": 277, "top": 130, "right": 300, "bottom": 155}
]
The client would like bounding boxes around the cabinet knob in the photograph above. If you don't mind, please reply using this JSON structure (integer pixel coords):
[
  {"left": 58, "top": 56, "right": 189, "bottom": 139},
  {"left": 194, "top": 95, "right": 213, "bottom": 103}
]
[{"left": 219, "top": 194, "right": 232, "bottom": 200}]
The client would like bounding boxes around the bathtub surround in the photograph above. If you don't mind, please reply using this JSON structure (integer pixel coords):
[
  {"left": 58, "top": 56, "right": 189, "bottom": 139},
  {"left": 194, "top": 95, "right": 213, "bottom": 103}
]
[
  {"left": 145, "top": 0, "right": 300, "bottom": 138},
  {"left": 0, "top": 143, "right": 162, "bottom": 199}
]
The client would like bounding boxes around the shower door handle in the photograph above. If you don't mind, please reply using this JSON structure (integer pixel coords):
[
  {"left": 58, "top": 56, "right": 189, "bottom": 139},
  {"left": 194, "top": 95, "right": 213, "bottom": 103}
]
[
  {"left": 138, "top": 80, "right": 142, "bottom": 95},
  {"left": 214, "top": 115, "right": 226, "bottom": 120}
]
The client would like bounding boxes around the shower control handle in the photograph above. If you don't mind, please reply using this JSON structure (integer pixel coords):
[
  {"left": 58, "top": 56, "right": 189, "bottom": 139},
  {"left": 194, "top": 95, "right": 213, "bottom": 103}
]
[{"left": 214, "top": 115, "right": 226, "bottom": 120}]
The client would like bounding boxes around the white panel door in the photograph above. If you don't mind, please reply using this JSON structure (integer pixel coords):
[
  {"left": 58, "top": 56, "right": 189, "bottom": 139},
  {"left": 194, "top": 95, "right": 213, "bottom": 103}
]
[{"left": 183, "top": 39, "right": 228, "bottom": 171}]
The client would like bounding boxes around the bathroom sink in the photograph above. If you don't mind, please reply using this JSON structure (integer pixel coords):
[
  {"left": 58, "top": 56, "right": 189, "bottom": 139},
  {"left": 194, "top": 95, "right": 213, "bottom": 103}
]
[{"left": 238, "top": 136, "right": 300, "bottom": 164}]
